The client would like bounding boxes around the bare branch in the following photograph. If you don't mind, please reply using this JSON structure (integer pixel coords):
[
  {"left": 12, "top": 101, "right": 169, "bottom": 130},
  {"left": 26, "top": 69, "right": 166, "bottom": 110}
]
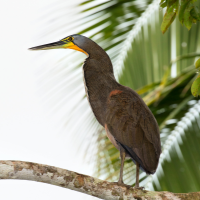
[{"left": 0, "top": 160, "right": 199, "bottom": 200}]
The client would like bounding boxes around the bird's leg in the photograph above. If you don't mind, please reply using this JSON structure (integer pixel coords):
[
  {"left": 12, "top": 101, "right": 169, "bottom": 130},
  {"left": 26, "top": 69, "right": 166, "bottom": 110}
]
[
  {"left": 135, "top": 162, "right": 140, "bottom": 188},
  {"left": 118, "top": 147, "right": 126, "bottom": 185},
  {"left": 135, "top": 162, "right": 144, "bottom": 190}
]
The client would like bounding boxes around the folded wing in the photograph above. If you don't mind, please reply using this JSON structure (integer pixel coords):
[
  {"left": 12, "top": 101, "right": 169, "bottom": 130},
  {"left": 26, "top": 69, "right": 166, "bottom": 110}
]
[{"left": 106, "top": 89, "right": 161, "bottom": 174}]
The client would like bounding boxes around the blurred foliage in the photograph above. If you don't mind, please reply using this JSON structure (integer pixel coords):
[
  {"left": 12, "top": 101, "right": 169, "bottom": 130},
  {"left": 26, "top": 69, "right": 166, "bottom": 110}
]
[
  {"left": 160, "top": 0, "right": 200, "bottom": 33},
  {"left": 191, "top": 73, "right": 200, "bottom": 96},
  {"left": 191, "top": 58, "right": 200, "bottom": 97},
  {"left": 196, "top": 57, "right": 200, "bottom": 69},
  {"left": 77, "top": 0, "right": 200, "bottom": 192},
  {"left": 78, "top": 0, "right": 153, "bottom": 66},
  {"left": 154, "top": 117, "right": 200, "bottom": 192}
]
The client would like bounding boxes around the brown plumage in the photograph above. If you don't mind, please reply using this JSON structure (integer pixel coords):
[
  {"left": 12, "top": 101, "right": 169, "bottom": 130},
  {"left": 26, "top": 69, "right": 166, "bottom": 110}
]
[{"left": 29, "top": 34, "right": 162, "bottom": 188}]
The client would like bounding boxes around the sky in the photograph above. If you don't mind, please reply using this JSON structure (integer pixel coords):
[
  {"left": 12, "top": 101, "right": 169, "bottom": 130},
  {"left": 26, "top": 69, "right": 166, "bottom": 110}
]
[{"left": 0, "top": 0, "right": 96, "bottom": 199}]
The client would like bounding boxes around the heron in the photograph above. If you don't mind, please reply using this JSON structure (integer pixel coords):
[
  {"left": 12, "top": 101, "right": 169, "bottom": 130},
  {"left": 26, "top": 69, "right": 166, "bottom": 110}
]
[{"left": 29, "top": 34, "right": 161, "bottom": 188}]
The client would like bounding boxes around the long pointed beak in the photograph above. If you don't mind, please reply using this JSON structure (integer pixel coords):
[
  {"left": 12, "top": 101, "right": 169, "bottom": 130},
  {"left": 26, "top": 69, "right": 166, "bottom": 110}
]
[
  {"left": 29, "top": 39, "right": 88, "bottom": 56},
  {"left": 29, "top": 40, "right": 74, "bottom": 51}
]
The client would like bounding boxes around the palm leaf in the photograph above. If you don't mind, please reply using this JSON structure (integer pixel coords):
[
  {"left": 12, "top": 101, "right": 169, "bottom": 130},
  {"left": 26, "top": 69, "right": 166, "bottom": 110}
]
[
  {"left": 149, "top": 100, "right": 200, "bottom": 192},
  {"left": 94, "top": 0, "right": 200, "bottom": 191}
]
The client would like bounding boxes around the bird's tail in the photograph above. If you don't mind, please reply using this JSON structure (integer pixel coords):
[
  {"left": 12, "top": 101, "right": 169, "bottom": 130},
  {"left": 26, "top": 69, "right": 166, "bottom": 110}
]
[{"left": 120, "top": 143, "right": 156, "bottom": 175}]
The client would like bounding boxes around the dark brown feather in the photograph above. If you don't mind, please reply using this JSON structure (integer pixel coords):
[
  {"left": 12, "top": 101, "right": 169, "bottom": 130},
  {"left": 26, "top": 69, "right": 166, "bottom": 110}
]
[
  {"left": 30, "top": 34, "right": 161, "bottom": 184},
  {"left": 105, "top": 88, "right": 161, "bottom": 174},
  {"left": 80, "top": 36, "right": 161, "bottom": 175}
]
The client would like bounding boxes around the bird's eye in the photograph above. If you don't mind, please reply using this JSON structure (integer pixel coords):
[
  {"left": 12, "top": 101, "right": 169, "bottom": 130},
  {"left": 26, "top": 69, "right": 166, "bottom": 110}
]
[
  {"left": 68, "top": 36, "right": 73, "bottom": 41},
  {"left": 61, "top": 36, "right": 74, "bottom": 42}
]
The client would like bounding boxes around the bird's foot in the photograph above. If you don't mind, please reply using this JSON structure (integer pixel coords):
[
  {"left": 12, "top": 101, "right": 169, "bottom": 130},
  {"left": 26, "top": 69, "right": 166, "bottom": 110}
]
[
  {"left": 113, "top": 181, "right": 132, "bottom": 188},
  {"left": 134, "top": 186, "right": 145, "bottom": 190},
  {"left": 117, "top": 180, "right": 124, "bottom": 185}
]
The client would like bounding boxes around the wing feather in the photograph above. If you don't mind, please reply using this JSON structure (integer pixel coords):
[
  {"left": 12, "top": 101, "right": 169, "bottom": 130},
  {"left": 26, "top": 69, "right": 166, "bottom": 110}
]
[{"left": 106, "top": 89, "right": 161, "bottom": 173}]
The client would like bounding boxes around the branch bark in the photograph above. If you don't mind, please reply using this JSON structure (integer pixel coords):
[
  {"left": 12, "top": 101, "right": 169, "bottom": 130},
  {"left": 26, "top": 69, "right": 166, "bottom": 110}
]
[{"left": 0, "top": 160, "right": 199, "bottom": 200}]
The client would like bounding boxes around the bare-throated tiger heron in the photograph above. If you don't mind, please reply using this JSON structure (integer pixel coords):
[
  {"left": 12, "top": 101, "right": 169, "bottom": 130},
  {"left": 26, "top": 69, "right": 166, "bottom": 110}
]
[{"left": 29, "top": 34, "right": 161, "bottom": 188}]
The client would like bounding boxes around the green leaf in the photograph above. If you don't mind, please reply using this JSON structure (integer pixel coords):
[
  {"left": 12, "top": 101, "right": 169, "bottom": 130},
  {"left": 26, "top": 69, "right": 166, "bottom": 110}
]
[
  {"left": 195, "top": 58, "right": 200, "bottom": 69},
  {"left": 161, "top": 1, "right": 179, "bottom": 33},
  {"left": 178, "top": 0, "right": 196, "bottom": 30},
  {"left": 190, "top": 6, "right": 200, "bottom": 20},
  {"left": 160, "top": 0, "right": 167, "bottom": 8},
  {"left": 136, "top": 82, "right": 160, "bottom": 95},
  {"left": 184, "top": 6, "right": 194, "bottom": 29},
  {"left": 179, "top": 0, "right": 191, "bottom": 24},
  {"left": 160, "top": 0, "right": 199, "bottom": 31},
  {"left": 191, "top": 74, "right": 200, "bottom": 97}
]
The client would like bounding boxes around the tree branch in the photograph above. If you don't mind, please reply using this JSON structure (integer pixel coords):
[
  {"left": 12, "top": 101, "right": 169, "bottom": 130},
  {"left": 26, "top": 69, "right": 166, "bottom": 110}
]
[{"left": 0, "top": 160, "right": 199, "bottom": 200}]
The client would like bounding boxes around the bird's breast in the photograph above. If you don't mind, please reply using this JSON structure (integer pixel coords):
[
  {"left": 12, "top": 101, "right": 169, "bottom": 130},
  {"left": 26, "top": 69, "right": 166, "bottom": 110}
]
[
  {"left": 82, "top": 66, "right": 117, "bottom": 126},
  {"left": 105, "top": 124, "right": 119, "bottom": 150}
]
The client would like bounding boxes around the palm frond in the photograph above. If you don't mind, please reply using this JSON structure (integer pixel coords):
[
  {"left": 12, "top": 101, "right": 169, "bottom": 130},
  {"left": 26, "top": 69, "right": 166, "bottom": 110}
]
[
  {"left": 146, "top": 100, "right": 200, "bottom": 192},
  {"left": 94, "top": 0, "right": 200, "bottom": 191},
  {"left": 78, "top": 0, "right": 154, "bottom": 70}
]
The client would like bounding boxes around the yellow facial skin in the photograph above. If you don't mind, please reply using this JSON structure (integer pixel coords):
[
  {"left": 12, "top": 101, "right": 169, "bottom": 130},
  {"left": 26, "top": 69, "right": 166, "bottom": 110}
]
[
  {"left": 61, "top": 37, "right": 88, "bottom": 56},
  {"left": 29, "top": 36, "right": 88, "bottom": 56},
  {"left": 62, "top": 41, "right": 88, "bottom": 56}
]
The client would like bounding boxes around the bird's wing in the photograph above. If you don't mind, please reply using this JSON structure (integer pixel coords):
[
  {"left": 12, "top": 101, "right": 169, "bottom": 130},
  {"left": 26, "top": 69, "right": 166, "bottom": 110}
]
[{"left": 105, "top": 89, "right": 161, "bottom": 173}]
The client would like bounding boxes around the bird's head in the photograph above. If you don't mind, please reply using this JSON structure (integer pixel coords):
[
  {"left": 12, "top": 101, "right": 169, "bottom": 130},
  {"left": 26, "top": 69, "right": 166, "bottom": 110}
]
[{"left": 29, "top": 34, "right": 89, "bottom": 56}]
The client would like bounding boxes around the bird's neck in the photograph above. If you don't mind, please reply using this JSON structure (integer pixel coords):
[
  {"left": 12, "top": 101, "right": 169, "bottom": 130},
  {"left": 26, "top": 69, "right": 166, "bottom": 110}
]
[{"left": 83, "top": 54, "right": 118, "bottom": 126}]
